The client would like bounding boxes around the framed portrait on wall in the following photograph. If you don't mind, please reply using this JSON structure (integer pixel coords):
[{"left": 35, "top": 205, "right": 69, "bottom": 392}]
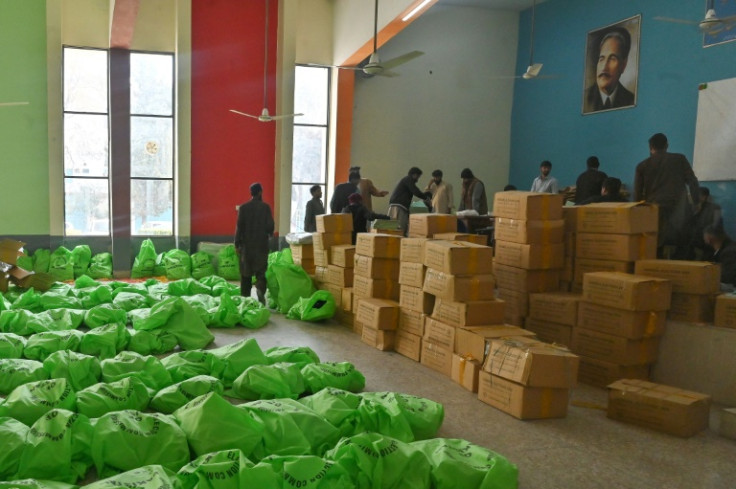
[{"left": 582, "top": 15, "right": 641, "bottom": 115}]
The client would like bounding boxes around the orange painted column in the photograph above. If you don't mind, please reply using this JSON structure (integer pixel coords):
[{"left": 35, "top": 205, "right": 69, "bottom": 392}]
[{"left": 334, "top": 69, "right": 355, "bottom": 186}]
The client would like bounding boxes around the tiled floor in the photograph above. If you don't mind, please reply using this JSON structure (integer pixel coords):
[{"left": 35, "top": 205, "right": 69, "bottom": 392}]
[{"left": 227, "top": 314, "right": 736, "bottom": 489}]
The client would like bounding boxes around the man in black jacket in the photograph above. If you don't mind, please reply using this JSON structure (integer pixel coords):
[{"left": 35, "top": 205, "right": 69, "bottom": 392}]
[
  {"left": 387, "top": 167, "right": 431, "bottom": 235},
  {"left": 235, "top": 182, "right": 274, "bottom": 304},
  {"left": 330, "top": 171, "right": 361, "bottom": 214},
  {"left": 575, "top": 156, "right": 607, "bottom": 204},
  {"left": 703, "top": 225, "right": 736, "bottom": 288},
  {"left": 342, "top": 193, "right": 390, "bottom": 244}
]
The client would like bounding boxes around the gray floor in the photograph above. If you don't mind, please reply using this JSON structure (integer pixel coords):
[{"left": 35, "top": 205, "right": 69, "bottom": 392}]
[{"left": 219, "top": 313, "right": 736, "bottom": 489}]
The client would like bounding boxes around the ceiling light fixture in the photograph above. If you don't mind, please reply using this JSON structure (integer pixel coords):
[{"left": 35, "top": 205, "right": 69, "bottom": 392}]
[{"left": 402, "top": 0, "right": 432, "bottom": 21}]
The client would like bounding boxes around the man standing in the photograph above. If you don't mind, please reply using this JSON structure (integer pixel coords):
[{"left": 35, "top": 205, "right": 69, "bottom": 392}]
[
  {"left": 690, "top": 187, "right": 723, "bottom": 259},
  {"left": 584, "top": 27, "right": 636, "bottom": 112},
  {"left": 425, "top": 170, "right": 455, "bottom": 214},
  {"left": 349, "top": 166, "right": 389, "bottom": 212},
  {"left": 342, "top": 193, "right": 391, "bottom": 244},
  {"left": 303, "top": 185, "right": 324, "bottom": 233},
  {"left": 388, "top": 167, "right": 432, "bottom": 235},
  {"left": 235, "top": 182, "right": 274, "bottom": 304},
  {"left": 575, "top": 156, "right": 607, "bottom": 204},
  {"left": 531, "top": 161, "right": 559, "bottom": 194},
  {"left": 634, "top": 133, "right": 700, "bottom": 259},
  {"left": 330, "top": 171, "right": 361, "bottom": 214},
  {"left": 458, "top": 168, "right": 488, "bottom": 215}
]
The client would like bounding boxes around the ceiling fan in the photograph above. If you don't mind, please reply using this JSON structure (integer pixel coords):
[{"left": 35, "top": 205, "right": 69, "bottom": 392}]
[
  {"left": 229, "top": 0, "right": 302, "bottom": 122},
  {"left": 654, "top": 0, "right": 736, "bottom": 34}
]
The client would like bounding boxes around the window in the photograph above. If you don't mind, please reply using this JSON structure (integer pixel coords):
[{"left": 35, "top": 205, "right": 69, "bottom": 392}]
[{"left": 291, "top": 65, "right": 330, "bottom": 232}]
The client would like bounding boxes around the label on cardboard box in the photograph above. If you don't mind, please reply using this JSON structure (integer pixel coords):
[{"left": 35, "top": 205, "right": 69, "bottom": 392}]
[
  {"left": 574, "top": 258, "right": 634, "bottom": 285},
  {"left": 352, "top": 275, "right": 400, "bottom": 301},
  {"left": 353, "top": 255, "right": 399, "bottom": 280},
  {"left": 398, "top": 262, "right": 426, "bottom": 287},
  {"left": 494, "top": 218, "right": 565, "bottom": 245},
  {"left": 423, "top": 240, "right": 493, "bottom": 275},
  {"left": 714, "top": 294, "right": 736, "bottom": 329},
  {"left": 400, "top": 238, "right": 431, "bottom": 263},
  {"left": 571, "top": 327, "right": 660, "bottom": 365},
  {"left": 409, "top": 214, "right": 457, "bottom": 238},
  {"left": 582, "top": 272, "right": 672, "bottom": 311},
  {"left": 484, "top": 336, "right": 579, "bottom": 388},
  {"left": 497, "top": 288, "right": 530, "bottom": 318},
  {"left": 577, "top": 301, "right": 666, "bottom": 338},
  {"left": 327, "top": 264, "right": 353, "bottom": 287},
  {"left": 493, "top": 262, "right": 561, "bottom": 293},
  {"left": 331, "top": 245, "right": 356, "bottom": 268},
  {"left": 528, "top": 292, "right": 582, "bottom": 326},
  {"left": 577, "top": 356, "right": 650, "bottom": 388},
  {"left": 355, "top": 233, "right": 402, "bottom": 258},
  {"left": 355, "top": 297, "right": 399, "bottom": 330},
  {"left": 423, "top": 268, "right": 496, "bottom": 302},
  {"left": 395, "top": 330, "right": 422, "bottom": 362},
  {"left": 423, "top": 317, "right": 457, "bottom": 350},
  {"left": 316, "top": 214, "right": 353, "bottom": 233},
  {"left": 477, "top": 371, "right": 569, "bottom": 420},
  {"left": 577, "top": 203, "right": 658, "bottom": 234},
  {"left": 494, "top": 240, "right": 565, "bottom": 270},
  {"left": 399, "top": 285, "right": 435, "bottom": 314},
  {"left": 453, "top": 325, "right": 535, "bottom": 362},
  {"left": 634, "top": 260, "right": 721, "bottom": 295},
  {"left": 576, "top": 233, "right": 657, "bottom": 262},
  {"left": 523, "top": 317, "right": 573, "bottom": 347},
  {"left": 433, "top": 233, "right": 488, "bottom": 246},
  {"left": 667, "top": 293, "right": 716, "bottom": 323},
  {"left": 398, "top": 308, "right": 425, "bottom": 336},
  {"left": 451, "top": 354, "right": 481, "bottom": 392},
  {"left": 432, "top": 299, "right": 506, "bottom": 327},
  {"left": 420, "top": 341, "right": 453, "bottom": 376},
  {"left": 492, "top": 191, "right": 564, "bottom": 220}
]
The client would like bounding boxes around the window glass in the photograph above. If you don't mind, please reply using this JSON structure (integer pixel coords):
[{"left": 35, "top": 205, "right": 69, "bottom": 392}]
[
  {"left": 291, "top": 184, "right": 325, "bottom": 232},
  {"left": 64, "top": 178, "right": 110, "bottom": 235},
  {"left": 63, "top": 48, "right": 108, "bottom": 113},
  {"left": 131, "top": 116, "right": 173, "bottom": 178},
  {"left": 131, "top": 179, "right": 173, "bottom": 236},
  {"left": 63, "top": 114, "right": 109, "bottom": 177},
  {"left": 131, "top": 53, "right": 173, "bottom": 116},
  {"left": 292, "top": 126, "right": 327, "bottom": 183},
  {"left": 294, "top": 66, "right": 328, "bottom": 125}
]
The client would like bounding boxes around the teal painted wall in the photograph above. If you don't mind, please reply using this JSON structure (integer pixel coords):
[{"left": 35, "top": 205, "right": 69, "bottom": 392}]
[
  {"left": 0, "top": 0, "right": 49, "bottom": 235},
  {"left": 510, "top": 0, "right": 736, "bottom": 236}
]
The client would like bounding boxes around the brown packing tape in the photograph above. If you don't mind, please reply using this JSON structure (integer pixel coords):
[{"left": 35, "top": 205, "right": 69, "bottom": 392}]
[
  {"left": 645, "top": 312, "right": 658, "bottom": 336},
  {"left": 469, "top": 277, "right": 481, "bottom": 300},
  {"left": 459, "top": 356, "right": 466, "bottom": 381},
  {"left": 541, "top": 195, "right": 550, "bottom": 220},
  {"left": 542, "top": 245, "right": 552, "bottom": 268},
  {"left": 638, "top": 234, "right": 648, "bottom": 258},
  {"left": 542, "top": 221, "right": 551, "bottom": 243}
]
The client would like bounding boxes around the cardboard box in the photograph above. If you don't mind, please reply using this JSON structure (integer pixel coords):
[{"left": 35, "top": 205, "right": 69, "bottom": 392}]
[
  {"left": 352, "top": 275, "right": 400, "bottom": 301},
  {"left": 330, "top": 245, "right": 356, "bottom": 268},
  {"left": 577, "top": 203, "right": 658, "bottom": 234},
  {"left": 291, "top": 244, "right": 314, "bottom": 261},
  {"left": 316, "top": 213, "right": 353, "bottom": 233},
  {"left": 528, "top": 292, "right": 582, "bottom": 326},
  {"left": 353, "top": 255, "right": 400, "bottom": 280},
  {"left": 492, "top": 191, "right": 564, "bottom": 220},
  {"left": 423, "top": 240, "right": 493, "bottom": 275},
  {"left": 320, "top": 283, "right": 343, "bottom": 309},
  {"left": 577, "top": 356, "right": 650, "bottom": 388},
  {"left": 451, "top": 354, "right": 481, "bottom": 392},
  {"left": 667, "top": 293, "right": 716, "bottom": 323},
  {"left": 714, "top": 294, "right": 736, "bottom": 329},
  {"left": 327, "top": 265, "right": 353, "bottom": 287},
  {"left": 561, "top": 255, "right": 574, "bottom": 282},
  {"left": 564, "top": 232, "right": 576, "bottom": 257},
  {"left": 423, "top": 268, "right": 496, "bottom": 302},
  {"left": 394, "top": 330, "right": 422, "bottom": 361},
  {"left": 432, "top": 233, "right": 488, "bottom": 246},
  {"left": 484, "top": 336, "right": 579, "bottom": 388},
  {"left": 493, "top": 240, "right": 565, "bottom": 270},
  {"left": 360, "top": 324, "right": 395, "bottom": 351},
  {"left": 504, "top": 314, "right": 525, "bottom": 327},
  {"left": 420, "top": 341, "right": 453, "bottom": 376},
  {"left": 571, "top": 327, "right": 660, "bottom": 365},
  {"left": 719, "top": 408, "right": 736, "bottom": 441},
  {"left": 295, "top": 258, "right": 316, "bottom": 274},
  {"left": 398, "top": 262, "right": 426, "bottom": 288},
  {"left": 352, "top": 319, "right": 363, "bottom": 336},
  {"left": 577, "top": 302, "right": 666, "bottom": 338},
  {"left": 582, "top": 272, "right": 672, "bottom": 311},
  {"left": 634, "top": 260, "right": 721, "bottom": 295},
  {"left": 314, "top": 266, "right": 329, "bottom": 283},
  {"left": 334, "top": 309, "right": 354, "bottom": 328},
  {"left": 562, "top": 207, "right": 579, "bottom": 234},
  {"left": 423, "top": 316, "right": 457, "bottom": 350},
  {"left": 453, "top": 325, "right": 535, "bottom": 362},
  {"left": 0, "top": 239, "right": 25, "bottom": 265},
  {"left": 576, "top": 233, "right": 657, "bottom": 262},
  {"left": 478, "top": 372, "right": 569, "bottom": 420},
  {"left": 493, "top": 262, "right": 561, "bottom": 293},
  {"left": 314, "top": 249, "right": 329, "bottom": 268},
  {"left": 341, "top": 288, "right": 353, "bottom": 312},
  {"left": 574, "top": 258, "right": 635, "bottom": 285},
  {"left": 355, "top": 297, "right": 399, "bottom": 330},
  {"left": 408, "top": 214, "right": 457, "bottom": 238},
  {"left": 355, "top": 233, "right": 402, "bottom": 258},
  {"left": 523, "top": 317, "right": 573, "bottom": 347},
  {"left": 496, "top": 288, "right": 530, "bottom": 318},
  {"left": 398, "top": 308, "right": 425, "bottom": 336},
  {"left": 494, "top": 218, "right": 565, "bottom": 245},
  {"left": 400, "top": 238, "right": 430, "bottom": 263},
  {"left": 313, "top": 232, "right": 352, "bottom": 251},
  {"left": 432, "top": 299, "right": 506, "bottom": 328},
  {"left": 607, "top": 379, "right": 711, "bottom": 437},
  {"left": 399, "top": 285, "right": 435, "bottom": 314}
]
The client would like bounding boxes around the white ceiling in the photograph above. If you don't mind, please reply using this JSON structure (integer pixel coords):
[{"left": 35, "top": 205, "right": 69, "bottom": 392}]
[{"left": 438, "top": 0, "right": 543, "bottom": 10}]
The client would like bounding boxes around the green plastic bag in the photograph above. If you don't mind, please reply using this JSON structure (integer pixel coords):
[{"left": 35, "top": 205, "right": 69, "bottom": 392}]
[
  {"left": 0, "top": 358, "right": 48, "bottom": 394},
  {"left": 266, "top": 253, "right": 315, "bottom": 314},
  {"left": 43, "top": 350, "right": 102, "bottom": 391},
  {"left": 88, "top": 252, "right": 113, "bottom": 280},
  {"left": 17, "top": 254, "right": 34, "bottom": 272},
  {"left": 242, "top": 398, "right": 341, "bottom": 459},
  {"left": 132, "top": 297, "right": 214, "bottom": 350},
  {"left": 78, "top": 285, "right": 114, "bottom": 309},
  {"left": 302, "top": 362, "right": 365, "bottom": 394},
  {"left": 86, "top": 465, "right": 181, "bottom": 489},
  {"left": 153, "top": 252, "right": 166, "bottom": 277},
  {"left": 131, "top": 239, "right": 158, "bottom": 279},
  {"left": 71, "top": 245, "right": 92, "bottom": 278},
  {"left": 27, "top": 308, "right": 83, "bottom": 334},
  {"left": 199, "top": 275, "right": 240, "bottom": 297},
  {"left": 0, "top": 295, "right": 10, "bottom": 312},
  {"left": 264, "top": 346, "right": 320, "bottom": 367},
  {"left": 287, "top": 291, "right": 336, "bottom": 322},
  {"left": 11, "top": 287, "right": 44, "bottom": 312},
  {"left": 0, "top": 332, "right": 27, "bottom": 358},
  {"left": 217, "top": 245, "right": 240, "bottom": 281},
  {"left": 232, "top": 296, "right": 271, "bottom": 329},
  {"left": 0, "top": 378, "right": 77, "bottom": 427},
  {"left": 150, "top": 375, "right": 224, "bottom": 414},
  {"left": 358, "top": 392, "right": 445, "bottom": 442},
  {"left": 79, "top": 323, "right": 131, "bottom": 360},
  {"left": 0, "top": 416, "right": 29, "bottom": 480},
  {"left": 180, "top": 294, "right": 215, "bottom": 325},
  {"left": 208, "top": 339, "right": 269, "bottom": 387},
  {"left": 33, "top": 248, "right": 51, "bottom": 274},
  {"left": 326, "top": 432, "right": 432, "bottom": 489},
  {"left": 16, "top": 409, "right": 94, "bottom": 483},
  {"left": 164, "top": 249, "right": 192, "bottom": 280},
  {"left": 127, "top": 329, "right": 178, "bottom": 356},
  {"left": 0, "top": 481, "right": 78, "bottom": 489},
  {"left": 24, "top": 330, "right": 85, "bottom": 361},
  {"left": 77, "top": 376, "right": 151, "bottom": 419},
  {"left": 251, "top": 455, "right": 354, "bottom": 489},
  {"left": 177, "top": 449, "right": 253, "bottom": 489},
  {"left": 160, "top": 350, "right": 226, "bottom": 383},
  {"left": 190, "top": 251, "right": 216, "bottom": 280},
  {"left": 411, "top": 438, "right": 518, "bottom": 489},
  {"left": 91, "top": 410, "right": 190, "bottom": 478},
  {"left": 172, "top": 392, "right": 265, "bottom": 459},
  {"left": 84, "top": 304, "right": 128, "bottom": 328},
  {"left": 49, "top": 246, "right": 75, "bottom": 282},
  {"left": 299, "top": 388, "right": 363, "bottom": 439},
  {"left": 146, "top": 281, "right": 171, "bottom": 301},
  {"left": 167, "top": 278, "right": 212, "bottom": 297},
  {"left": 113, "top": 291, "right": 153, "bottom": 311},
  {"left": 74, "top": 275, "right": 99, "bottom": 289},
  {"left": 0, "top": 308, "right": 35, "bottom": 335},
  {"left": 229, "top": 362, "right": 306, "bottom": 401},
  {"left": 209, "top": 293, "right": 241, "bottom": 328},
  {"left": 39, "top": 292, "right": 83, "bottom": 311},
  {"left": 100, "top": 351, "right": 173, "bottom": 390}
]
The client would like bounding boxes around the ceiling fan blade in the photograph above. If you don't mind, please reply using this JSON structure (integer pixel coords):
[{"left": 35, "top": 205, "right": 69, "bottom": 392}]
[
  {"left": 654, "top": 16, "right": 699, "bottom": 26},
  {"left": 268, "top": 113, "right": 304, "bottom": 121},
  {"left": 0, "top": 102, "right": 29, "bottom": 107},
  {"left": 374, "top": 70, "right": 400, "bottom": 78},
  {"left": 229, "top": 109, "right": 260, "bottom": 119},
  {"left": 380, "top": 50, "right": 424, "bottom": 70}
]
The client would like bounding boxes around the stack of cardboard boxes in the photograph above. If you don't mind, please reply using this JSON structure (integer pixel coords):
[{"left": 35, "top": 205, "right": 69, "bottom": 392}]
[
  {"left": 312, "top": 214, "right": 354, "bottom": 310},
  {"left": 291, "top": 243, "right": 315, "bottom": 275},
  {"left": 525, "top": 292, "right": 582, "bottom": 347},
  {"left": 715, "top": 293, "right": 736, "bottom": 328},
  {"left": 492, "top": 192, "right": 566, "bottom": 325},
  {"left": 573, "top": 271, "right": 672, "bottom": 388},
  {"left": 394, "top": 237, "right": 433, "bottom": 362}
]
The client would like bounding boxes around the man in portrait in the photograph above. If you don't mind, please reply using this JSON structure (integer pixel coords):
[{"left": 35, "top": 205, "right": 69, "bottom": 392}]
[{"left": 584, "top": 26, "right": 636, "bottom": 113}]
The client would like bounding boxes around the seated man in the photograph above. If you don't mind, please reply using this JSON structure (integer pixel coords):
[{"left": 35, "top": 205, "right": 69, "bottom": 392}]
[
  {"left": 342, "top": 193, "right": 390, "bottom": 244},
  {"left": 579, "top": 177, "right": 628, "bottom": 204},
  {"left": 703, "top": 225, "right": 736, "bottom": 289}
]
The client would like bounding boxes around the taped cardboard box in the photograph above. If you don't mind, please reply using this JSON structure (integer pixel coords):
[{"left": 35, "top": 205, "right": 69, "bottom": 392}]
[
  {"left": 478, "top": 372, "right": 569, "bottom": 420},
  {"left": 528, "top": 292, "right": 582, "bottom": 326},
  {"left": 352, "top": 319, "right": 363, "bottom": 336},
  {"left": 562, "top": 206, "right": 579, "bottom": 234},
  {"left": 313, "top": 232, "right": 352, "bottom": 251},
  {"left": 432, "top": 233, "right": 488, "bottom": 246},
  {"left": 408, "top": 213, "right": 457, "bottom": 238},
  {"left": 494, "top": 218, "right": 565, "bottom": 245},
  {"left": 330, "top": 245, "right": 356, "bottom": 268},
  {"left": 321, "top": 283, "right": 343, "bottom": 309},
  {"left": 634, "top": 260, "right": 721, "bottom": 295},
  {"left": 582, "top": 272, "right": 672, "bottom": 311},
  {"left": 494, "top": 240, "right": 565, "bottom": 270},
  {"left": 561, "top": 255, "right": 574, "bottom": 282},
  {"left": 523, "top": 317, "right": 573, "bottom": 347},
  {"left": 341, "top": 288, "right": 353, "bottom": 312},
  {"left": 355, "top": 233, "right": 402, "bottom": 258},
  {"left": 327, "top": 265, "right": 353, "bottom": 288},
  {"left": 353, "top": 255, "right": 399, "bottom": 280},
  {"left": 423, "top": 268, "right": 496, "bottom": 302},
  {"left": 714, "top": 294, "right": 736, "bottom": 329},
  {"left": 400, "top": 237, "right": 431, "bottom": 263},
  {"left": 577, "top": 202, "right": 658, "bottom": 234},
  {"left": 360, "top": 324, "right": 395, "bottom": 351},
  {"left": 423, "top": 316, "right": 458, "bottom": 350},
  {"left": 574, "top": 258, "right": 635, "bottom": 285},
  {"left": 334, "top": 309, "right": 354, "bottom": 328},
  {"left": 398, "top": 308, "right": 425, "bottom": 336},
  {"left": 576, "top": 233, "right": 657, "bottom": 262},
  {"left": 423, "top": 240, "right": 493, "bottom": 275},
  {"left": 290, "top": 244, "right": 314, "bottom": 261},
  {"left": 504, "top": 314, "right": 525, "bottom": 327},
  {"left": 571, "top": 327, "right": 660, "bottom": 365},
  {"left": 314, "top": 266, "right": 329, "bottom": 284},
  {"left": 316, "top": 213, "right": 353, "bottom": 233},
  {"left": 399, "top": 285, "right": 435, "bottom": 314},
  {"left": 497, "top": 288, "right": 530, "bottom": 318},
  {"left": 398, "top": 261, "right": 426, "bottom": 288},
  {"left": 577, "top": 356, "right": 650, "bottom": 388},
  {"left": 352, "top": 275, "right": 400, "bottom": 301},
  {"left": 667, "top": 293, "right": 716, "bottom": 323},
  {"left": 295, "top": 258, "right": 316, "bottom": 274},
  {"left": 493, "top": 262, "right": 561, "bottom": 293},
  {"left": 395, "top": 329, "right": 422, "bottom": 362},
  {"left": 420, "top": 341, "right": 453, "bottom": 376},
  {"left": 432, "top": 298, "right": 506, "bottom": 327},
  {"left": 492, "top": 191, "right": 564, "bottom": 220},
  {"left": 314, "top": 249, "right": 330, "bottom": 268},
  {"left": 577, "top": 302, "right": 666, "bottom": 338},
  {"left": 484, "top": 336, "right": 579, "bottom": 388},
  {"left": 453, "top": 325, "right": 535, "bottom": 363},
  {"left": 607, "top": 379, "right": 711, "bottom": 437},
  {"left": 451, "top": 354, "right": 481, "bottom": 392},
  {"left": 355, "top": 297, "right": 399, "bottom": 330}
]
